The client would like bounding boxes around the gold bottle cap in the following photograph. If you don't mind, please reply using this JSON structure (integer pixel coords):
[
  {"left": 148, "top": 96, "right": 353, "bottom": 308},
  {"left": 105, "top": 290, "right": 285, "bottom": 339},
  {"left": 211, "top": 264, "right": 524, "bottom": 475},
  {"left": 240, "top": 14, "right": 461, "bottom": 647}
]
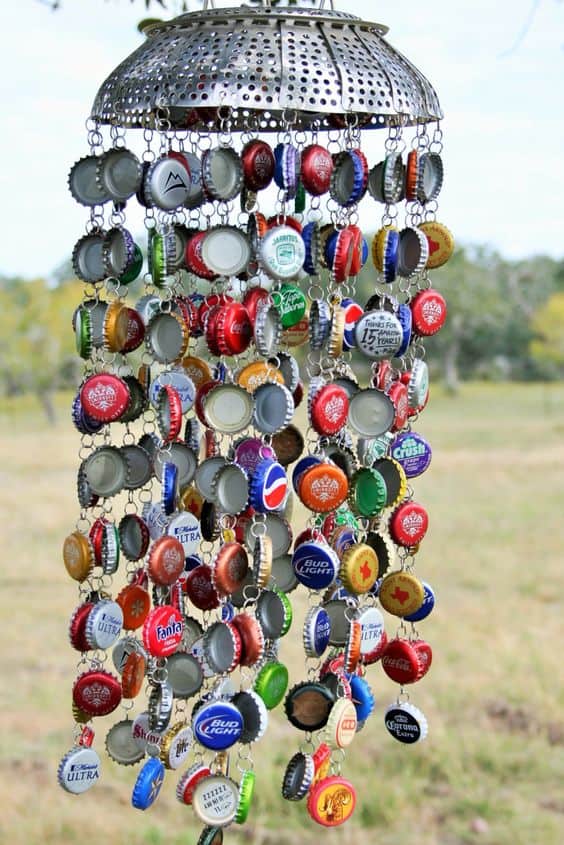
[
  {"left": 237, "top": 361, "right": 284, "bottom": 393},
  {"left": 379, "top": 571, "right": 425, "bottom": 617},
  {"left": 179, "top": 485, "right": 204, "bottom": 518},
  {"left": 160, "top": 721, "right": 194, "bottom": 770},
  {"left": 63, "top": 531, "right": 95, "bottom": 582},
  {"left": 103, "top": 300, "right": 130, "bottom": 352},
  {"left": 371, "top": 225, "right": 397, "bottom": 272},
  {"left": 181, "top": 355, "right": 213, "bottom": 390},
  {"left": 339, "top": 543, "right": 378, "bottom": 595},
  {"left": 328, "top": 304, "right": 345, "bottom": 358},
  {"left": 253, "top": 534, "right": 273, "bottom": 589}
]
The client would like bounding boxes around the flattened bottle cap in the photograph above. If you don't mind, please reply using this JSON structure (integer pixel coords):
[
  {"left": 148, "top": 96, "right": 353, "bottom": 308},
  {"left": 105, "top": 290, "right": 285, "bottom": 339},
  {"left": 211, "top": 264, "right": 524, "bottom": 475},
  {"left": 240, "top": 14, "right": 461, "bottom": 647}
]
[
  {"left": 307, "top": 775, "right": 356, "bottom": 827},
  {"left": 58, "top": 746, "right": 101, "bottom": 794},
  {"left": 213, "top": 542, "right": 249, "bottom": 596},
  {"left": 68, "top": 154, "right": 110, "bottom": 206},
  {"left": 282, "top": 752, "right": 315, "bottom": 801},
  {"left": 84, "top": 446, "right": 128, "bottom": 497},
  {"left": 202, "top": 146, "right": 243, "bottom": 201},
  {"left": 73, "top": 669, "right": 122, "bottom": 717},
  {"left": 254, "top": 660, "right": 289, "bottom": 709},
  {"left": 252, "top": 382, "right": 294, "bottom": 435},
  {"left": 340, "top": 543, "right": 379, "bottom": 595},
  {"left": 298, "top": 463, "right": 349, "bottom": 513},
  {"left": 145, "top": 155, "right": 190, "bottom": 210},
  {"left": 303, "top": 606, "right": 331, "bottom": 658},
  {"left": 192, "top": 775, "right": 240, "bottom": 827},
  {"left": 166, "top": 652, "right": 204, "bottom": 699},
  {"left": 347, "top": 388, "right": 395, "bottom": 438},
  {"left": 63, "top": 531, "right": 95, "bottom": 582},
  {"left": 72, "top": 231, "right": 107, "bottom": 283},
  {"left": 271, "top": 282, "right": 307, "bottom": 328},
  {"left": 259, "top": 226, "right": 305, "bottom": 282},
  {"left": 420, "top": 220, "right": 454, "bottom": 269},
  {"left": 355, "top": 310, "right": 403, "bottom": 359},
  {"left": 310, "top": 384, "right": 349, "bottom": 436},
  {"left": 97, "top": 147, "right": 142, "bottom": 202},
  {"left": 131, "top": 757, "right": 165, "bottom": 810},
  {"left": 385, "top": 701, "right": 428, "bottom": 743},
  {"left": 390, "top": 501, "right": 429, "bottom": 547},
  {"left": 105, "top": 719, "right": 145, "bottom": 766},
  {"left": 379, "top": 571, "right": 425, "bottom": 617},
  {"left": 142, "top": 605, "right": 184, "bottom": 657},
  {"left": 204, "top": 383, "right": 254, "bottom": 434},
  {"left": 201, "top": 226, "right": 251, "bottom": 278},
  {"left": 284, "top": 681, "right": 335, "bottom": 731}
]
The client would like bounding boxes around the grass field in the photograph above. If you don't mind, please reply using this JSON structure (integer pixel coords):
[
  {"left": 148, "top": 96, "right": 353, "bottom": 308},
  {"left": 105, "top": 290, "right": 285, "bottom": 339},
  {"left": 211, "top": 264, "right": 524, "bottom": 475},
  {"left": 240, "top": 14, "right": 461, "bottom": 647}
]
[{"left": 0, "top": 382, "right": 563, "bottom": 845}]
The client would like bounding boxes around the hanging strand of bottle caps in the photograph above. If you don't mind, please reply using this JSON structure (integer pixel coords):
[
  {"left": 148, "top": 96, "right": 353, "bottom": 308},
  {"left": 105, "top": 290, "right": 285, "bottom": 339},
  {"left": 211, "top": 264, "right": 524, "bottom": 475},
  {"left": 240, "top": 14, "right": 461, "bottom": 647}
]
[{"left": 60, "top": 100, "right": 452, "bottom": 837}]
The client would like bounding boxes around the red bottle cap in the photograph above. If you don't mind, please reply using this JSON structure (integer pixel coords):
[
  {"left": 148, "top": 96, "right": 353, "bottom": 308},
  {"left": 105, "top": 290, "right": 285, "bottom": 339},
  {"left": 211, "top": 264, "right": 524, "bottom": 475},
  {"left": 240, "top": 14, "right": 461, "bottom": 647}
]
[
  {"left": 185, "top": 231, "right": 217, "bottom": 280},
  {"left": 194, "top": 379, "right": 221, "bottom": 427},
  {"left": 410, "top": 289, "right": 447, "bottom": 336},
  {"left": 198, "top": 292, "right": 233, "bottom": 331},
  {"left": 242, "top": 286, "right": 271, "bottom": 323},
  {"left": 68, "top": 602, "right": 94, "bottom": 652},
  {"left": 213, "top": 542, "right": 249, "bottom": 596},
  {"left": 381, "top": 637, "right": 432, "bottom": 684},
  {"left": 372, "top": 360, "right": 392, "bottom": 391},
  {"left": 148, "top": 535, "right": 185, "bottom": 586},
  {"left": 89, "top": 516, "right": 108, "bottom": 566},
  {"left": 121, "top": 307, "right": 145, "bottom": 353},
  {"left": 310, "top": 384, "right": 349, "bottom": 436},
  {"left": 348, "top": 225, "right": 364, "bottom": 276},
  {"left": 231, "top": 612, "right": 265, "bottom": 667},
  {"left": 143, "top": 605, "right": 184, "bottom": 657},
  {"left": 73, "top": 669, "right": 122, "bottom": 716},
  {"left": 332, "top": 228, "right": 355, "bottom": 283},
  {"left": 157, "top": 384, "right": 183, "bottom": 443},
  {"left": 185, "top": 564, "right": 220, "bottom": 611},
  {"left": 241, "top": 139, "right": 275, "bottom": 191},
  {"left": 300, "top": 144, "right": 334, "bottom": 196},
  {"left": 216, "top": 302, "right": 253, "bottom": 356},
  {"left": 204, "top": 304, "right": 223, "bottom": 357},
  {"left": 307, "top": 776, "right": 357, "bottom": 827},
  {"left": 121, "top": 651, "right": 146, "bottom": 698},
  {"left": 388, "top": 381, "right": 408, "bottom": 432},
  {"left": 267, "top": 215, "right": 302, "bottom": 234},
  {"left": 80, "top": 373, "right": 130, "bottom": 423},
  {"left": 389, "top": 501, "right": 429, "bottom": 547}
]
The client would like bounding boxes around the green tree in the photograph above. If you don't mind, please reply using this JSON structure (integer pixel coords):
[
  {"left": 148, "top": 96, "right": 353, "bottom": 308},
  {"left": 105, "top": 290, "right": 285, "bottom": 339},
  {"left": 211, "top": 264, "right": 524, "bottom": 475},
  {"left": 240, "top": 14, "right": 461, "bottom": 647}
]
[{"left": 529, "top": 291, "right": 564, "bottom": 374}]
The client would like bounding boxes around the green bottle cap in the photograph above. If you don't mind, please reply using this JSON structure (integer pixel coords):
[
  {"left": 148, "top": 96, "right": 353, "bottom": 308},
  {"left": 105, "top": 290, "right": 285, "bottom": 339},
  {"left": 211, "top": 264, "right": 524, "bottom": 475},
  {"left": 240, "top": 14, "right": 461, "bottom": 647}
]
[
  {"left": 275, "top": 588, "right": 293, "bottom": 637},
  {"left": 197, "top": 827, "right": 223, "bottom": 845},
  {"left": 272, "top": 284, "right": 307, "bottom": 329},
  {"left": 294, "top": 179, "right": 306, "bottom": 214},
  {"left": 349, "top": 468, "right": 388, "bottom": 518},
  {"left": 235, "top": 770, "right": 256, "bottom": 824},
  {"left": 120, "top": 243, "right": 144, "bottom": 284},
  {"left": 75, "top": 307, "right": 93, "bottom": 359},
  {"left": 334, "top": 506, "right": 360, "bottom": 531},
  {"left": 254, "top": 661, "right": 289, "bottom": 710}
]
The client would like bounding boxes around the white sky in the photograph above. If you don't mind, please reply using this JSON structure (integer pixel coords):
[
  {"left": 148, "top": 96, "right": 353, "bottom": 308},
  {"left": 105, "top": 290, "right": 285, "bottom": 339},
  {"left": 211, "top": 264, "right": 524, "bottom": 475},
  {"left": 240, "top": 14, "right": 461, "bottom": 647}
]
[{"left": 1, "top": 0, "right": 563, "bottom": 277}]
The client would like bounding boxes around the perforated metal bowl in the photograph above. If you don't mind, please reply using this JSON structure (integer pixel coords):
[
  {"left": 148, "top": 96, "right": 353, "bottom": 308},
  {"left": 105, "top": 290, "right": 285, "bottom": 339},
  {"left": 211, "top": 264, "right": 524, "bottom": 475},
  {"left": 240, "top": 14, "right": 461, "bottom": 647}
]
[{"left": 91, "top": 4, "right": 442, "bottom": 131}]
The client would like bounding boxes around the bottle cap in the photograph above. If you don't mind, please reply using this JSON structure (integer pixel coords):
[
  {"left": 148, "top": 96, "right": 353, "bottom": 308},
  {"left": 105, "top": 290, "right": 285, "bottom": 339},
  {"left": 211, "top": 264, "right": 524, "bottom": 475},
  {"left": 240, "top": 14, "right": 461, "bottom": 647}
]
[
  {"left": 397, "top": 226, "right": 429, "bottom": 278},
  {"left": 390, "top": 431, "right": 432, "bottom": 478},
  {"left": 232, "top": 690, "right": 268, "bottom": 744},
  {"left": 381, "top": 637, "right": 432, "bottom": 684},
  {"left": 339, "top": 543, "right": 379, "bottom": 595},
  {"left": 300, "top": 144, "right": 333, "bottom": 195},
  {"left": 131, "top": 758, "right": 165, "bottom": 810},
  {"left": 160, "top": 723, "right": 193, "bottom": 770},
  {"left": 73, "top": 669, "right": 122, "bottom": 717},
  {"left": 63, "top": 531, "right": 95, "bottom": 582},
  {"left": 371, "top": 456, "right": 407, "bottom": 508},
  {"left": 84, "top": 600, "right": 123, "bottom": 650},
  {"left": 232, "top": 612, "right": 266, "bottom": 668},
  {"left": 310, "top": 384, "right": 349, "bottom": 436},
  {"left": 97, "top": 147, "right": 142, "bottom": 202},
  {"left": 355, "top": 605, "right": 386, "bottom": 663},
  {"left": 203, "top": 621, "right": 242, "bottom": 674},
  {"left": 105, "top": 719, "right": 145, "bottom": 766},
  {"left": 410, "top": 288, "right": 447, "bottom": 337},
  {"left": 407, "top": 359, "right": 430, "bottom": 410},
  {"left": 355, "top": 310, "right": 403, "bottom": 359},
  {"left": 348, "top": 468, "right": 387, "bottom": 518},
  {"left": 420, "top": 220, "right": 454, "bottom": 269},
  {"left": 323, "top": 698, "right": 357, "bottom": 748},
  {"left": 234, "top": 770, "right": 256, "bottom": 824},
  {"left": 216, "top": 302, "right": 253, "bottom": 355},
  {"left": 142, "top": 605, "right": 184, "bottom": 657},
  {"left": 193, "top": 701, "right": 243, "bottom": 751},
  {"left": 249, "top": 459, "right": 288, "bottom": 513},
  {"left": 212, "top": 542, "right": 249, "bottom": 596},
  {"left": 298, "top": 463, "right": 349, "bottom": 513},
  {"left": 252, "top": 382, "right": 294, "bottom": 436},
  {"left": 201, "top": 146, "right": 243, "bottom": 201},
  {"left": 241, "top": 139, "right": 275, "bottom": 191},
  {"left": 284, "top": 682, "right": 335, "bottom": 731},
  {"left": 389, "top": 501, "right": 429, "bottom": 547},
  {"left": 404, "top": 581, "right": 436, "bottom": 623},
  {"left": 255, "top": 588, "right": 292, "bottom": 639},
  {"left": 146, "top": 311, "right": 189, "bottom": 365},
  {"left": 68, "top": 154, "right": 110, "bottom": 206},
  {"left": 192, "top": 775, "right": 240, "bottom": 827},
  {"left": 385, "top": 701, "right": 428, "bottom": 743},
  {"left": 144, "top": 155, "right": 190, "bottom": 210},
  {"left": 176, "top": 762, "right": 212, "bottom": 805},
  {"left": 201, "top": 226, "right": 251, "bottom": 278},
  {"left": 259, "top": 227, "right": 305, "bottom": 282},
  {"left": 281, "top": 752, "right": 315, "bottom": 801},
  {"left": 330, "top": 150, "right": 367, "bottom": 207},
  {"left": 203, "top": 383, "right": 254, "bottom": 434},
  {"left": 185, "top": 565, "right": 220, "bottom": 611},
  {"left": 254, "top": 661, "right": 289, "bottom": 709},
  {"left": 84, "top": 446, "right": 128, "bottom": 498},
  {"left": 121, "top": 651, "right": 146, "bottom": 698},
  {"left": 292, "top": 542, "right": 339, "bottom": 590},
  {"left": 382, "top": 151, "right": 405, "bottom": 203},
  {"left": 80, "top": 373, "right": 130, "bottom": 423},
  {"left": 166, "top": 652, "right": 204, "bottom": 699},
  {"left": 68, "top": 601, "right": 94, "bottom": 652},
  {"left": 148, "top": 536, "right": 185, "bottom": 586},
  {"left": 306, "top": 776, "right": 357, "bottom": 827},
  {"left": 379, "top": 571, "right": 425, "bottom": 617},
  {"left": 57, "top": 746, "right": 101, "bottom": 794},
  {"left": 72, "top": 231, "right": 107, "bottom": 283}
]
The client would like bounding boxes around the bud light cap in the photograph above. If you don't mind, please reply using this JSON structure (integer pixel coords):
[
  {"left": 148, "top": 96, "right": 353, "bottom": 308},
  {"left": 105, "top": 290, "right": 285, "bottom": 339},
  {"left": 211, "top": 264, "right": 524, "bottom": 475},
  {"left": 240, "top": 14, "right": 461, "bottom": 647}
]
[
  {"left": 292, "top": 542, "right": 339, "bottom": 590},
  {"left": 192, "top": 700, "right": 243, "bottom": 750},
  {"left": 131, "top": 757, "right": 165, "bottom": 810}
]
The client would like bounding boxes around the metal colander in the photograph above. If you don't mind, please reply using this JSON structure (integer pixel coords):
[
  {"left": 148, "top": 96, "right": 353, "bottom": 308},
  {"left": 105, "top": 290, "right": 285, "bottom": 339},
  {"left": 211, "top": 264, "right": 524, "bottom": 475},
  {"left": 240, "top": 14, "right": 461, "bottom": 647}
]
[{"left": 91, "top": 2, "right": 442, "bottom": 131}]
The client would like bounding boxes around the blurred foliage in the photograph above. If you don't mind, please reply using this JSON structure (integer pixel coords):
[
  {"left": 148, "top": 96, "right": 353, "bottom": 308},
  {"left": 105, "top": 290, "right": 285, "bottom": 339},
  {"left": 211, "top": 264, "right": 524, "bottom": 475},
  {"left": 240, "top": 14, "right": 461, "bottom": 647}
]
[{"left": 530, "top": 292, "right": 564, "bottom": 371}]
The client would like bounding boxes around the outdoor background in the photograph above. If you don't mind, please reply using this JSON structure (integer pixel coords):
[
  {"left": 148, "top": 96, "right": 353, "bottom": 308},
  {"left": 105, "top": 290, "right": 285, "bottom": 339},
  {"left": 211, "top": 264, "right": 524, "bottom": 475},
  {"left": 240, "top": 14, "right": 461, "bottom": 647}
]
[{"left": 0, "top": 1, "right": 563, "bottom": 844}]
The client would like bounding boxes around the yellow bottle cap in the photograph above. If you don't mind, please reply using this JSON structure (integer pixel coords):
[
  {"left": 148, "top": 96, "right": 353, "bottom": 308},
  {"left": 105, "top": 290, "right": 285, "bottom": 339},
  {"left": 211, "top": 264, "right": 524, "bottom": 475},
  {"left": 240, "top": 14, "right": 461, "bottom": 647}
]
[
  {"left": 237, "top": 361, "right": 284, "bottom": 392},
  {"left": 379, "top": 571, "right": 425, "bottom": 617},
  {"left": 339, "top": 543, "right": 378, "bottom": 595},
  {"left": 63, "top": 531, "right": 95, "bottom": 582}
]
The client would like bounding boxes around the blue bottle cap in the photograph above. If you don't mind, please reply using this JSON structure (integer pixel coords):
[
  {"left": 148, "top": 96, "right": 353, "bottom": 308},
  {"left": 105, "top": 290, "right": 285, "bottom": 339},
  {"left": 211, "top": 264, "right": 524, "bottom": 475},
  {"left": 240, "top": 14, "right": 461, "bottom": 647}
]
[
  {"left": 292, "top": 455, "right": 322, "bottom": 494},
  {"left": 193, "top": 700, "right": 243, "bottom": 750},
  {"left": 396, "top": 303, "right": 413, "bottom": 357},
  {"left": 303, "top": 606, "right": 332, "bottom": 657},
  {"left": 185, "top": 554, "right": 202, "bottom": 571},
  {"left": 212, "top": 361, "right": 228, "bottom": 383},
  {"left": 292, "top": 542, "right": 339, "bottom": 590},
  {"left": 390, "top": 432, "right": 432, "bottom": 478},
  {"left": 273, "top": 143, "right": 286, "bottom": 190},
  {"left": 249, "top": 459, "right": 288, "bottom": 513},
  {"left": 383, "top": 229, "right": 400, "bottom": 283},
  {"left": 324, "top": 230, "right": 338, "bottom": 269},
  {"left": 131, "top": 757, "right": 165, "bottom": 810},
  {"left": 161, "top": 461, "right": 178, "bottom": 516},
  {"left": 360, "top": 237, "right": 369, "bottom": 268},
  {"left": 221, "top": 602, "right": 236, "bottom": 622},
  {"left": 349, "top": 675, "right": 375, "bottom": 723},
  {"left": 302, "top": 221, "right": 319, "bottom": 276},
  {"left": 404, "top": 581, "right": 435, "bottom": 622}
]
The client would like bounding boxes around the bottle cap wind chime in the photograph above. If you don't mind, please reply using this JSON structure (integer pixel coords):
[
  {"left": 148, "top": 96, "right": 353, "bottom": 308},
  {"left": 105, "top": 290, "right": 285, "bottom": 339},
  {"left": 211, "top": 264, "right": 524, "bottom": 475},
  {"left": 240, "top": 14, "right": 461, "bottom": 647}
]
[{"left": 60, "top": 0, "right": 451, "bottom": 836}]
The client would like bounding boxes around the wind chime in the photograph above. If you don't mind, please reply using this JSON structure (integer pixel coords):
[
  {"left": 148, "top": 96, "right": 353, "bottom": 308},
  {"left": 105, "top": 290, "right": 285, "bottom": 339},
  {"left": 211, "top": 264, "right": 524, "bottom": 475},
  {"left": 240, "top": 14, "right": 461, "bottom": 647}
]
[{"left": 60, "top": 1, "right": 452, "bottom": 838}]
